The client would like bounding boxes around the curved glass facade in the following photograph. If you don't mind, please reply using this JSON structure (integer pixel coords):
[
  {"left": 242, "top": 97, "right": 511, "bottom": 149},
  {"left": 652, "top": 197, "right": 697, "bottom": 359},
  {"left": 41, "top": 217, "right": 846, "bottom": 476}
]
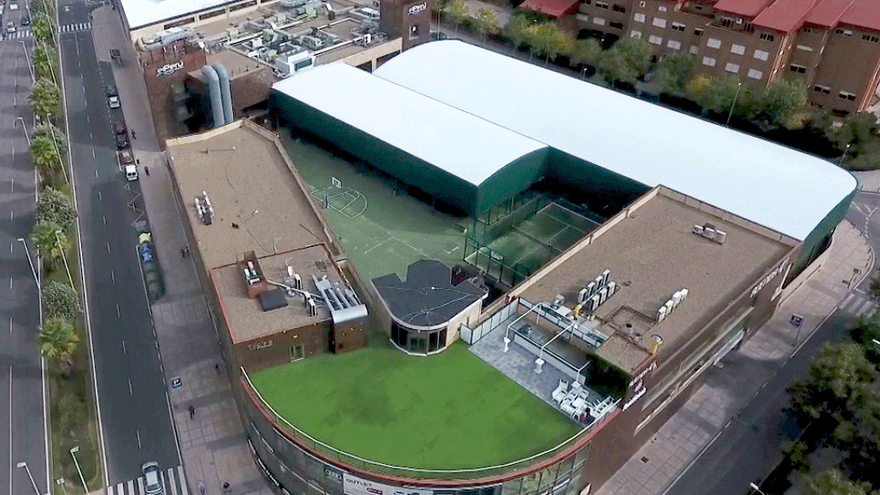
[{"left": 391, "top": 321, "right": 448, "bottom": 354}]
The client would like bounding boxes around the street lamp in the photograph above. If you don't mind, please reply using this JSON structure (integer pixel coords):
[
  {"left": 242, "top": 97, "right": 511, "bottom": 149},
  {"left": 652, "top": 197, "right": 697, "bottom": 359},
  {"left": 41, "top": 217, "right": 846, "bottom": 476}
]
[
  {"left": 69, "top": 446, "right": 88, "bottom": 493},
  {"left": 727, "top": 81, "right": 743, "bottom": 126},
  {"left": 16, "top": 461, "right": 41, "bottom": 495},
  {"left": 19, "top": 40, "right": 35, "bottom": 84},
  {"left": 54, "top": 230, "right": 74, "bottom": 288},
  {"left": 16, "top": 116, "right": 32, "bottom": 147},
  {"left": 56, "top": 477, "right": 68, "bottom": 495},
  {"left": 47, "top": 113, "right": 70, "bottom": 184},
  {"left": 16, "top": 238, "right": 40, "bottom": 291},
  {"left": 749, "top": 482, "right": 768, "bottom": 495},
  {"left": 839, "top": 143, "right": 852, "bottom": 167}
]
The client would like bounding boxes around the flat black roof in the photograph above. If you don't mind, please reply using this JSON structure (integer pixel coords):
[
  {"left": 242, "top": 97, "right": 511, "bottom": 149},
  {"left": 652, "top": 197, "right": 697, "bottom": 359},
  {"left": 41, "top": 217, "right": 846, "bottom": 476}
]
[{"left": 372, "top": 260, "right": 486, "bottom": 328}]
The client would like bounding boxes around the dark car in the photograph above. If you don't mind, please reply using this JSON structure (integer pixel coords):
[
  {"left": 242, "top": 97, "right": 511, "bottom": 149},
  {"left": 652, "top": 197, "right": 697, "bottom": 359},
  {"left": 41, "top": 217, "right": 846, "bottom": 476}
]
[
  {"left": 113, "top": 121, "right": 126, "bottom": 135},
  {"left": 105, "top": 84, "right": 118, "bottom": 97},
  {"left": 115, "top": 131, "right": 129, "bottom": 150},
  {"left": 20, "top": 16, "right": 29, "bottom": 26},
  {"left": 118, "top": 148, "right": 134, "bottom": 165}
]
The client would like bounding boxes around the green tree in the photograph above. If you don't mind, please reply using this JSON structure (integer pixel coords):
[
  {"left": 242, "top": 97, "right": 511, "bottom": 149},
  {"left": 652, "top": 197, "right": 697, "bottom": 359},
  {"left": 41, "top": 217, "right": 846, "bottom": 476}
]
[
  {"left": 31, "top": 13, "right": 54, "bottom": 43},
  {"left": 504, "top": 15, "right": 531, "bottom": 53},
  {"left": 804, "top": 468, "right": 872, "bottom": 495},
  {"left": 524, "top": 22, "right": 572, "bottom": 64},
  {"left": 570, "top": 38, "right": 602, "bottom": 70},
  {"left": 597, "top": 36, "right": 652, "bottom": 86},
  {"left": 30, "top": 77, "right": 60, "bottom": 117},
  {"left": 36, "top": 187, "right": 76, "bottom": 228},
  {"left": 755, "top": 78, "right": 810, "bottom": 130},
  {"left": 32, "top": 44, "right": 57, "bottom": 82},
  {"left": 34, "top": 122, "right": 68, "bottom": 158},
  {"left": 446, "top": 0, "right": 469, "bottom": 36},
  {"left": 472, "top": 8, "right": 500, "bottom": 44},
  {"left": 687, "top": 74, "right": 753, "bottom": 119},
  {"left": 654, "top": 52, "right": 695, "bottom": 95},
  {"left": 31, "top": 220, "right": 67, "bottom": 263},
  {"left": 39, "top": 317, "right": 79, "bottom": 377},
  {"left": 790, "top": 342, "right": 874, "bottom": 421},
  {"left": 43, "top": 281, "right": 80, "bottom": 321},
  {"left": 31, "top": 133, "right": 63, "bottom": 183}
]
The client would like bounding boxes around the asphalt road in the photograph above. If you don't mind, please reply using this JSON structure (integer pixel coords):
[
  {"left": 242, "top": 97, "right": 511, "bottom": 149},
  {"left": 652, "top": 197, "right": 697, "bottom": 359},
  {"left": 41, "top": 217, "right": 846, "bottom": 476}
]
[
  {"left": 0, "top": 7, "right": 51, "bottom": 495},
  {"left": 58, "top": 0, "right": 180, "bottom": 485},
  {"left": 663, "top": 191, "right": 880, "bottom": 495}
]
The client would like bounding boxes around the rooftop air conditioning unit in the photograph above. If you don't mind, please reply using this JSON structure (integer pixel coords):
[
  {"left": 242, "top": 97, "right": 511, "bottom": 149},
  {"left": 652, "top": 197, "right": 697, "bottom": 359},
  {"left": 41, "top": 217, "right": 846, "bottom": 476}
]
[
  {"left": 578, "top": 288, "right": 589, "bottom": 304},
  {"left": 692, "top": 224, "right": 704, "bottom": 235}
]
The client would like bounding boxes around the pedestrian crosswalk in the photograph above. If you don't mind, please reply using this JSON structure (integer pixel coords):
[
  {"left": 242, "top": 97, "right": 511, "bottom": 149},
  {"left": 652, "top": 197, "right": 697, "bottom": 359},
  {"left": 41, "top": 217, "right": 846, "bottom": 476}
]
[
  {"left": 59, "top": 22, "right": 91, "bottom": 32},
  {"left": 2, "top": 29, "right": 31, "bottom": 39},
  {"left": 107, "top": 465, "right": 188, "bottom": 495},
  {"left": 840, "top": 291, "right": 877, "bottom": 317}
]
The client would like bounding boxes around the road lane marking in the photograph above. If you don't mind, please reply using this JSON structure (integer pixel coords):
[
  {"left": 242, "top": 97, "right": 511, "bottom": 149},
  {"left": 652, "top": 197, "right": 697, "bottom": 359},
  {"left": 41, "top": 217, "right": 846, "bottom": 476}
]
[
  {"left": 9, "top": 318, "right": 11, "bottom": 334},
  {"left": 89, "top": 131, "right": 92, "bottom": 140},
  {"left": 127, "top": 480, "right": 134, "bottom": 493},
  {"left": 9, "top": 278, "right": 12, "bottom": 290},
  {"left": 106, "top": 242, "right": 111, "bottom": 253},
  {"left": 138, "top": 477, "right": 145, "bottom": 492},
  {"left": 116, "top": 304, "right": 120, "bottom": 318},
  {"left": 94, "top": 169, "right": 98, "bottom": 178},
  {"left": 9, "top": 178, "right": 13, "bottom": 193},
  {"left": 92, "top": 149, "right": 96, "bottom": 158},
  {"left": 122, "top": 341, "right": 127, "bottom": 355},
  {"left": 136, "top": 429, "right": 142, "bottom": 449},
  {"left": 8, "top": 366, "right": 12, "bottom": 495},
  {"left": 128, "top": 379, "right": 132, "bottom": 395},
  {"left": 110, "top": 270, "right": 115, "bottom": 284},
  {"left": 10, "top": 211, "right": 13, "bottom": 220},
  {"left": 178, "top": 466, "right": 188, "bottom": 495},
  {"left": 102, "top": 215, "right": 106, "bottom": 225},
  {"left": 86, "top": 114, "right": 90, "bottom": 124},
  {"left": 9, "top": 243, "right": 12, "bottom": 254}
]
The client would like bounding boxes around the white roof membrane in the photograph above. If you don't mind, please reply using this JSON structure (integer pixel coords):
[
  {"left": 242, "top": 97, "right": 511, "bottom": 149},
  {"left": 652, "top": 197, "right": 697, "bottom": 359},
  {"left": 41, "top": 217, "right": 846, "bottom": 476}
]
[
  {"left": 120, "top": 0, "right": 229, "bottom": 30},
  {"left": 375, "top": 40, "right": 857, "bottom": 241},
  {"left": 272, "top": 63, "right": 547, "bottom": 186}
]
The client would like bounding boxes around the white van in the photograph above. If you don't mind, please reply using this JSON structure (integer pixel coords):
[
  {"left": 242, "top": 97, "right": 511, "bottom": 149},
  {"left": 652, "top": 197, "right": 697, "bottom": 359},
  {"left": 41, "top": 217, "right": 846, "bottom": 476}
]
[{"left": 125, "top": 164, "right": 138, "bottom": 181}]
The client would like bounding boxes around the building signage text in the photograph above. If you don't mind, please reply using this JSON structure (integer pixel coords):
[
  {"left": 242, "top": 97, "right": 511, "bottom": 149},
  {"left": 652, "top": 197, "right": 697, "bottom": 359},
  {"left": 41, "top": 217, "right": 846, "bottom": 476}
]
[
  {"left": 343, "top": 473, "right": 432, "bottom": 495},
  {"left": 750, "top": 258, "right": 789, "bottom": 298},
  {"left": 408, "top": 2, "right": 427, "bottom": 15},
  {"left": 623, "top": 386, "right": 647, "bottom": 411},
  {"left": 628, "top": 360, "right": 657, "bottom": 388},
  {"left": 247, "top": 340, "right": 274, "bottom": 351},
  {"left": 156, "top": 60, "right": 185, "bottom": 77}
]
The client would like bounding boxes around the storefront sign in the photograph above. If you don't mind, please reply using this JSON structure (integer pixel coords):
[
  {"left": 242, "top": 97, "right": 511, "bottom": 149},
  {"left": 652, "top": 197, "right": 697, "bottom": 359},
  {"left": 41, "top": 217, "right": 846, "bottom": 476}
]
[
  {"left": 343, "top": 473, "right": 432, "bottom": 495},
  {"left": 156, "top": 60, "right": 185, "bottom": 77},
  {"left": 407, "top": 2, "right": 427, "bottom": 15},
  {"left": 247, "top": 339, "right": 274, "bottom": 351},
  {"left": 622, "top": 386, "right": 647, "bottom": 411},
  {"left": 628, "top": 360, "right": 657, "bottom": 388},
  {"left": 750, "top": 258, "right": 789, "bottom": 298}
]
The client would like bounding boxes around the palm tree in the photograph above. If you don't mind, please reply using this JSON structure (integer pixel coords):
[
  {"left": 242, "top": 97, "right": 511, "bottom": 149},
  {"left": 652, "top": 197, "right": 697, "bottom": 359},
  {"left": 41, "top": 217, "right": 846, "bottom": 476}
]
[
  {"left": 39, "top": 317, "right": 79, "bottom": 377},
  {"left": 31, "top": 13, "right": 54, "bottom": 44},
  {"left": 31, "top": 220, "right": 67, "bottom": 263},
  {"left": 32, "top": 44, "right": 57, "bottom": 82},
  {"left": 30, "top": 77, "right": 60, "bottom": 118},
  {"left": 31, "top": 133, "right": 62, "bottom": 184}
]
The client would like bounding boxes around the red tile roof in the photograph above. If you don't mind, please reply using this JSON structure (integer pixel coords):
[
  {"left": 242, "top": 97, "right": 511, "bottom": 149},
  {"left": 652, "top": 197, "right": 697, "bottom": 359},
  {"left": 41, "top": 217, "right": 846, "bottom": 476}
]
[
  {"left": 805, "top": 0, "right": 855, "bottom": 27},
  {"left": 518, "top": 0, "right": 579, "bottom": 18},
  {"left": 753, "top": 0, "right": 818, "bottom": 32},
  {"left": 839, "top": 0, "right": 880, "bottom": 31},
  {"left": 713, "top": 0, "right": 774, "bottom": 18}
]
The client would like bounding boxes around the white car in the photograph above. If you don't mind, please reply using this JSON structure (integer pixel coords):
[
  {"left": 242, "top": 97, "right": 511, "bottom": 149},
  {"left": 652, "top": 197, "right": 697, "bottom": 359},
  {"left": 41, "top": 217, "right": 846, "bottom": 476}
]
[
  {"left": 125, "top": 164, "right": 138, "bottom": 181},
  {"left": 108, "top": 95, "right": 120, "bottom": 109},
  {"left": 9, "top": 3, "right": 18, "bottom": 9},
  {"left": 6, "top": 21, "right": 14, "bottom": 33},
  {"left": 141, "top": 462, "right": 164, "bottom": 495}
]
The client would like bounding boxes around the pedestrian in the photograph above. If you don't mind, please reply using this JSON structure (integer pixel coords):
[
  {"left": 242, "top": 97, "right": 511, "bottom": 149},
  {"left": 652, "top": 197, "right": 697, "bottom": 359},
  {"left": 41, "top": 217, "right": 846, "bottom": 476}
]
[
  {"left": 145, "top": 166, "right": 150, "bottom": 176},
  {"left": 132, "top": 129, "right": 137, "bottom": 139},
  {"left": 181, "top": 248, "right": 186, "bottom": 258},
  {"left": 223, "top": 481, "right": 231, "bottom": 493},
  {"left": 215, "top": 363, "right": 220, "bottom": 374},
  {"left": 188, "top": 405, "right": 195, "bottom": 419},
  {"left": 198, "top": 480, "right": 206, "bottom": 495}
]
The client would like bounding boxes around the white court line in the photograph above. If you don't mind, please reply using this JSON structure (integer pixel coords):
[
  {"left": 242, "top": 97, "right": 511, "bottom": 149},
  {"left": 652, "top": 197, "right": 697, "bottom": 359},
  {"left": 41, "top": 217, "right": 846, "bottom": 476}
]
[
  {"left": 178, "top": 466, "right": 188, "bottom": 495},
  {"left": 363, "top": 236, "right": 393, "bottom": 255}
]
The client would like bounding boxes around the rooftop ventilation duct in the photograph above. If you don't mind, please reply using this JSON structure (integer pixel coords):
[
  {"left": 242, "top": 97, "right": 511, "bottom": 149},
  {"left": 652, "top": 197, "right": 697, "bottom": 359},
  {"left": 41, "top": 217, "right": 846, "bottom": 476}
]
[
  {"left": 200, "top": 65, "right": 224, "bottom": 128},
  {"left": 212, "top": 63, "right": 235, "bottom": 125}
]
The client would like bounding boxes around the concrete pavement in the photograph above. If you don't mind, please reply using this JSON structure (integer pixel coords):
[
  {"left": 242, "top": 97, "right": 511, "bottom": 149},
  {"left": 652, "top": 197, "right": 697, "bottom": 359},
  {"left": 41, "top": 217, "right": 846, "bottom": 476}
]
[
  {"left": 90, "top": 5, "right": 274, "bottom": 494},
  {"left": 594, "top": 220, "right": 873, "bottom": 495}
]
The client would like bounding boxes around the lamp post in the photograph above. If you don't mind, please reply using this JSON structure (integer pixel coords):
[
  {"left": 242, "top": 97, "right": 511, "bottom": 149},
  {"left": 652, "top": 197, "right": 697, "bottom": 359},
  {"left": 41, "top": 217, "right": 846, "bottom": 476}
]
[
  {"left": 56, "top": 478, "right": 68, "bottom": 495},
  {"left": 749, "top": 482, "right": 768, "bottom": 495},
  {"left": 19, "top": 40, "right": 35, "bottom": 84},
  {"left": 16, "top": 238, "right": 40, "bottom": 291},
  {"left": 16, "top": 461, "right": 41, "bottom": 495},
  {"left": 727, "top": 81, "right": 743, "bottom": 126},
  {"left": 69, "top": 446, "right": 88, "bottom": 493},
  {"left": 16, "top": 116, "right": 32, "bottom": 147},
  {"left": 839, "top": 143, "right": 852, "bottom": 167},
  {"left": 47, "top": 112, "right": 69, "bottom": 184},
  {"left": 54, "top": 230, "right": 74, "bottom": 287}
]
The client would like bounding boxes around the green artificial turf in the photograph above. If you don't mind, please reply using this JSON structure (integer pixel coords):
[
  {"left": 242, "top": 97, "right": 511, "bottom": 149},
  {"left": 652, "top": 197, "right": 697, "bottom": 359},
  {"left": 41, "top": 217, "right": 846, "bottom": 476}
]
[{"left": 249, "top": 343, "right": 582, "bottom": 470}]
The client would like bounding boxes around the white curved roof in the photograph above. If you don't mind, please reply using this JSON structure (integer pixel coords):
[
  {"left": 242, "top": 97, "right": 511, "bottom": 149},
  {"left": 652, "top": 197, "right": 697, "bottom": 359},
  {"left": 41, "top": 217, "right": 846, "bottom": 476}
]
[
  {"left": 272, "top": 63, "right": 547, "bottom": 186},
  {"left": 375, "top": 40, "right": 857, "bottom": 241},
  {"left": 120, "top": 0, "right": 229, "bottom": 30}
]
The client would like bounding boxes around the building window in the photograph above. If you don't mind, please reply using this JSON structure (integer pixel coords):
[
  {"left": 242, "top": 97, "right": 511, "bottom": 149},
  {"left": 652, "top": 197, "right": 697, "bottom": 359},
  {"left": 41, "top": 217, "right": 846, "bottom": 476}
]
[
  {"left": 839, "top": 91, "right": 857, "bottom": 101},
  {"left": 706, "top": 37, "right": 721, "bottom": 48},
  {"left": 633, "top": 13, "right": 646, "bottom": 22},
  {"left": 694, "top": 28, "right": 704, "bottom": 36},
  {"left": 610, "top": 21, "right": 624, "bottom": 29},
  {"left": 667, "top": 39, "right": 682, "bottom": 50},
  {"left": 593, "top": 16, "right": 606, "bottom": 25},
  {"left": 753, "top": 49, "right": 769, "bottom": 60},
  {"left": 796, "top": 44, "right": 813, "bottom": 51},
  {"left": 863, "top": 34, "right": 880, "bottom": 42},
  {"left": 289, "top": 345, "right": 304, "bottom": 361},
  {"left": 836, "top": 28, "right": 852, "bottom": 36},
  {"left": 702, "top": 56, "right": 716, "bottom": 66},
  {"left": 813, "top": 84, "right": 831, "bottom": 94},
  {"left": 198, "top": 8, "right": 226, "bottom": 20},
  {"left": 630, "top": 30, "right": 642, "bottom": 38},
  {"left": 759, "top": 32, "right": 775, "bottom": 41},
  {"left": 595, "top": 1, "right": 609, "bottom": 8},
  {"left": 652, "top": 17, "right": 667, "bottom": 28},
  {"left": 648, "top": 34, "right": 663, "bottom": 44},
  {"left": 672, "top": 22, "right": 685, "bottom": 31},
  {"left": 720, "top": 17, "right": 734, "bottom": 28},
  {"left": 164, "top": 16, "right": 195, "bottom": 29},
  {"left": 731, "top": 43, "right": 745, "bottom": 54},
  {"left": 724, "top": 62, "right": 740, "bottom": 73},
  {"left": 583, "top": 0, "right": 591, "bottom": 4},
  {"left": 747, "top": 68, "right": 763, "bottom": 79},
  {"left": 690, "top": 45, "right": 699, "bottom": 54},
  {"left": 658, "top": 5, "right": 667, "bottom": 11},
  {"left": 613, "top": 4, "right": 626, "bottom": 12},
  {"left": 789, "top": 64, "right": 806, "bottom": 73},
  {"left": 802, "top": 27, "right": 813, "bottom": 33}
]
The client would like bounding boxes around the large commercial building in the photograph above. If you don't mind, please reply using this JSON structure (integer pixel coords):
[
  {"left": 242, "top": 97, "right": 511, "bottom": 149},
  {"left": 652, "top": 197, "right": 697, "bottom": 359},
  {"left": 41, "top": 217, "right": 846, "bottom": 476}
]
[
  {"left": 525, "top": 0, "right": 880, "bottom": 114},
  {"left": 171, "top": 42, "right": 856, "bottom": 495}
]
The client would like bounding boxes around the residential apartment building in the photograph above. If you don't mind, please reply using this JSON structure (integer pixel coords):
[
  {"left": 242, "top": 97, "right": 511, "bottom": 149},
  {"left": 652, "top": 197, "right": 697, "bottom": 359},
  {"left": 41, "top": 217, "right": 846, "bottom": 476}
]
[{"left": 525, "top": 0, "right": 880, "bottom": 114}]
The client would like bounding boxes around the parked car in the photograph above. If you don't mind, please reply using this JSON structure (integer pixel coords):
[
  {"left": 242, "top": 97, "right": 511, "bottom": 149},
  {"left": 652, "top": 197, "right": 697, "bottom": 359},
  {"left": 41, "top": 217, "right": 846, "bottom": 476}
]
[
  {"left": 118, "top": 148, "right": 134, "bottom": 165},
  {"left": 141, "top": 462, "right": 164, "bottom": 495},
  {"left": 9, "top": 3, "right": 18, "bottom": 10},
  {"left": 113, "top": 120, "right": 126, "bottom": 135},
  {"left": 20, "top": 15, "right": 29, "bottom": 26},
  {"left": 105, "top": 84, "right": 118, "bottom": 97},
  {"left": 124, "top": 164, "right": 138, "bottom": 181},
  {"left": 114, "top": 131, "right": 128, "bottom": 150},
  {"left": 108, "top": 95, "right": 120, "bottom": 109},
  {"left": 6, "top": 21, "right": 15, "bottom": 33}
]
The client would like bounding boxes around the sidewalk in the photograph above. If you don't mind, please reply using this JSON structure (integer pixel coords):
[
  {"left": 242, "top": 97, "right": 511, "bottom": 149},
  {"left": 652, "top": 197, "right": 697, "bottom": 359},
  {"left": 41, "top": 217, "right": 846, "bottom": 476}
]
[
  {"left": 851, "top": 170, "right": 880, "bottom": 193},
  {"left": 594, "top": 220, "right": 873, "bottom": 495},
  {"left": 89, "top": 6, "right": 274, "bottom": 495}
]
